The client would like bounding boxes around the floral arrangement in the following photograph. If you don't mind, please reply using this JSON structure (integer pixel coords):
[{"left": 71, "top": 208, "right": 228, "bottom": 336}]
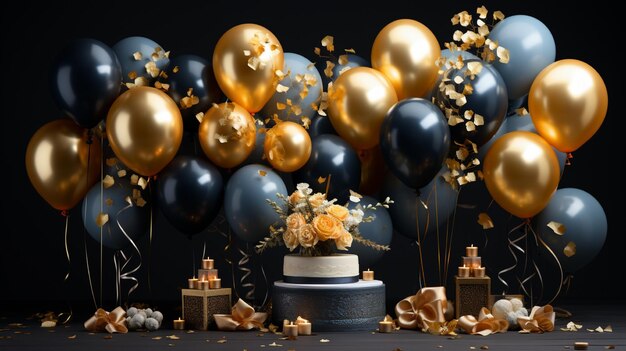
[{"left": 256, "top": 183, "right": 392, "bottom": 256}]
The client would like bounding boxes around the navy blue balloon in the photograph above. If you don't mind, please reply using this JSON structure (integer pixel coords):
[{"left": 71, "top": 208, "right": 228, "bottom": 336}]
[
  {"left": 438, "top": 60, "right": 508, "bottom": 146},
  {"left": 113, "top": 36, "right": 169, "bottom": 82},
  {"left": 319, "top": 54, "right": 369, "bottom": 88},
  {"left": 242, "top": 117, "right": 267, "bottom": 166},
  {"left": 82, "top": 180, "right": 150, "bottom": 250},
  {"left": 380, "top": 168, "right": 457, "bottom": 240},
  {"left": 347, "top": 196, "right": 392, "bottom": 268},
  {"left": 51, "top": 39, "right": 122, "bottom": 129},
  {"left": 167, "top": 55, "right": 224, "bottom": 131},
  {"left": 293, "top": 134, "right": 361, "bottom": 202},
  {"left": 156, "top": 156, "right": 223, "bottom": 235},
  {"left": 308, "top": 114, "right": 337, "bottom": 138},
  {"left": 224, "top": 165, "right": 288, "bottom": 243},
  {"left": 507, "top": 95, "right": 528, "bottom": 116},
  {"left": 534, "top": 188, "right": 607, "bottom": 273},
  {"left": 380, "top": 98, "right": 450, "bottom": 190}
]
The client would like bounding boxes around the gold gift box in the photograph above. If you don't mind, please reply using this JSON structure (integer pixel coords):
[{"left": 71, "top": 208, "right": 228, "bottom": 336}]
[
  {"left": 181, "top": 288, "right": 231, "bottom": 330},
  {"left": 455, "top": 276, "right": 491, "bottom": 318}
]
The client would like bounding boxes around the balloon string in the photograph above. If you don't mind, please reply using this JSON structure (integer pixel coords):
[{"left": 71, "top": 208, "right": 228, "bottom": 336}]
[
  {"left": 432, "top": 181, "right": 442, "bottom": 285},
  {"left": 238, "top": 243, "right": 256, "bottom": 304},
  {"left": 214, "top": 213, "right": 239, "bottom": 300},
  {"left": 56, "top": 213, "right": 72, "bottom": 324},
  {"left": 497, "top": 218, "right": 526, "bottom": 294},
  {"left": 324, "top": 174, "right": 332, "bottom": 197},
  {"left": 115, "top": 202, "right": 142, "bottom": 303},
  {"left": 444, "top": 187, "right": 462, "bottom": 285},
  {"left": 83, "top": 136, "right": 98, "bottom": 310},
  {"left": 99, "top": 131, "right": 104, "bottom": 307},
  {"left": 414, "top": 197, "right": 426, "bottom": 287},
  {"left": 259, "top": 255, "right": 269, "bottom": 310},
  {"left": 528, "top": 223, "right": 564, "bottom": 305},
  {"left": 147, "top": 182, "right": 153, "bottom": 300},
  {"left": 114, "top": 251, "right": 121, "bottom": 306}
]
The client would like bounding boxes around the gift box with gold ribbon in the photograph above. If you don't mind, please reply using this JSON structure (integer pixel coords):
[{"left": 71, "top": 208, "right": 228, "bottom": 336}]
[{"left": 181, "top": 288, "right": 231, "bottom": 330}]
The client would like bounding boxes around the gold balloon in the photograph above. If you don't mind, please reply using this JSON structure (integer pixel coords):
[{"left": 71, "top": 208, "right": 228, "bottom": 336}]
[
  {"left": 483, "top": 131, "right": 560, "bottom": 218},
  {"left": 213, "top": 23, "right": 284, "bottom": 113},
  {"left": 328, "top": 67, "right": 398, "bottom": 150},
  {"left": 358, "top": 146, "right": 388, "bottom": 195},
  {"left": 529, "top": 59, "right": 608, "bottom": 152},
  {"left": 264, "top": 121, "right": 312, "bottom": 172},
  {"left": 25, "top": 119, "right": 101, "bottom": 210},
  {"left": 106, "top": 86, "right": 183, "bottom": 176},
  {"left": 198, "top": 102, "right": 256, "bottom": 169},
  {"left": 371, "top": 19, "right": 441, "bottom": 99}
]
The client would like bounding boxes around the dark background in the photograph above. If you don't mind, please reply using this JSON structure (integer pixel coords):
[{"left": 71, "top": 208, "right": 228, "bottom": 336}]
[{"left": 1, "top": 0, "right": 623, "bottom": 316}]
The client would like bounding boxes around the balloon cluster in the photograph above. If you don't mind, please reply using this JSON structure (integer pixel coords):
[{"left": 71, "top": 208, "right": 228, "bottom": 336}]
[{"left": 26, "top": 7, "right": 607, "bottom": 273}]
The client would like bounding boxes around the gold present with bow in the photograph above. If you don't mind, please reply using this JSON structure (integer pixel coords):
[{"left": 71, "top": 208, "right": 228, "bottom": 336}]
[
  {"left": 84, "top": 307, "right": 128, "bottom": 334},
  {"left": 182, "top": 287, "right": 231, "bottom": 330},
  {"left": 458, "top": 307, "right": 509, "bottom": 336},
  {"left": 214, "top": 299, "right": 268, "bottom": 331},
  {"left": 518, "top": 305, "right": 555, "bottom": 333},
  {"left": 395, "top": 287, "right": 449, "bottom": 330}
]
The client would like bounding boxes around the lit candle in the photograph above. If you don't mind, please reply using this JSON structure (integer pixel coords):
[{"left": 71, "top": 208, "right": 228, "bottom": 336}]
[
  {"left": 378, "top": 320, "right": 393, "bottom": 333},
  {"left": 462, "top": 256, "right": 481, "bottom": 269},
  {"left": 173, "top": 317, "right": 185, "bottom": 330},
  {"left": 202, "top": 258, "right": 215, "bottom": 270},
  {"left": 188, "top": 277, "right": 198, "bottom": 289},
  {"left": 297, "top": 320, "right": 311, "bottom": 335},
  {"left": 458, "top": 265, "right": 470, "bottom": 278},
  {"left": 283, "top": 322, "right": 298, "bottom": 339},
  {"left": 473, "top": 267, "right": 485, "bottom": 277},
  {"left": 209, "top": 278, "right": 221, "bottom": 289},
  {"left": 199, "top": 279, "right": 210, "bottom": 290},
  {"left": 466, "top": 244, "right": 478, "bottom": 257},
  {"left": 574, "top": 341, "right": 588, "bottom": 350},
  {"left": 362, "top": 269, "right": 374, "bottom": 281}
]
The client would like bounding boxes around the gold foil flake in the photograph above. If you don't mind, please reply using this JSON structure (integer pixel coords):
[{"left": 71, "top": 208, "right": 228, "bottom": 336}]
[
  {"left": 604, "top": 326, "right": 613, "bottom": 333},
  {"left": 138, "top": 177, "right": 148, "bottom": 190},
  {"left": 291, "top": 104, "right": 302, "bottom": 116},
  {"left": 258, "top": 170, "right": 267, "bottom": 177},
  {"left": 497, "top": 47, "right": 510, "bottom": 63},
  {"left": 478, "top": 24, "right": 490, "bottom": 37},
  {"left": 448, "top": 115, "right": 464, "bottom": 126},
  {"left": 458, "top": 11, "right": 472, "bottom": 26},
  {"left": 306, "top": 62, "right": 316, "bottom": 70},
  {"left": 248, "top": 56, "right": 261, "bottom": 70},
  {"left": 564, "top": 241, "right": 576, "bottom": 257},
  {"left": 164, "top": 51, "right": 170, "bottom": 59},
  {"left": 477, "top": 5, "right": 488, "bottom": 19},
  {"left": 132, "top": 189, "right": 141, "bottom": 200},
  {"left": 477, "top": 19, "right": 486, "bottom": 27},
  {"left": 299, "top": 85, "right": 309, "bottom": 100},
  {"left": 451, "top": 14, "right": 460, "bottom": 25},
  {"left": 105, "top": 198, "right": 113, "bottom": 207},
  {"left": 477, "top": 170, "right": 484, "bottom": 179},
  {"left": 133, "top": 52, "right": 142, "bottom": 60},
  {"left": 196, "top": 112, "right": 204, "bottom": 123},
  {"left": 464, "top": 110, "right": 474, "bottom": 120},
  {"left": 314, "top": 47, "right": 321, "bottom": 56},
  {"left": 516, "top": 107, "right": 529, "bottom": 116},
  {"left": 301, "top": 116, "right": 311, "bottom": 129},
  {"left": 465, "top": 172, "right": 476, "bottom": 182},
  {"left": 117, "top": 169, "right": 127, "bottom": 178},
  {"left": 472, "top": 158, "right": 481, "bottom": 166},
  {"left": 338, "top": 55, "right": 349, "bottom": 65},
  {"left": 453, "top": 30, "right": 463, "bottom": 41},
  {"left": 134, "top": 77, "right": 149, "bottom": 87},
  {"left": 324, "top": 61, "right": 335, "bottom": 78},
  {"left": 172, "top": 66, "right": 180, "bottom": 73},
  {"left": 466, "top": 61, "right": 483, "bottom": 75},
  {"left": 166, "top": 335, "right": 180, "bottom": 340},
  {"left": 321, "top": 35, "right": 334, "bottom": 52},
  {"left": 96, "top": 212, "right": 109, "bottom": 227},
  {"left": 106, "top": 158, "right": 118, "bottom": 167},
  {"left": 456, "top": 148, "right": 469, "bottom": 161},
  {"left": 463, "top": 84, "right": 474, "bottom": 95},
  {"left": 547, "top": 221, "right": 566, "bottom": 235},
  {"left": 474, "top": 114, "right": 484, "bottom": 126},
  {"left": 275, "top": 69, "right": 287, "bottom": 79},
  {"left": 144, "top": 61, "right": 160, "bottom": 78},
  {"left": 317, "top": 176, "right": 327, "bottom": 184},
  {"left": 41, "top": 321, "right": 56, "bottom": 328},
  {"left": 457, "top": 176, "right": 468, "bottom": 186},
  {"left": 338, "top": 66, "right": 352, "bottom": 75},
  {"left": 128, "top": 71, "right": 138, "bottom": 80},
  {"left": 154, "top": 81, "right": 169, "bottom": 91},
  {"left": 320, "top": 339, "right": 330, "bottom": 343},
  {"left": 68, "top": 335, "right": 77, "bottom": 339},
  {"left": 130, "top": 174, "right": 139, "bottom": 185},
  {"left": 276, "top": 102, "right": 287, "bottom": 110},
  {"left": 493, "top": 10, "right": 505, "bottom": 21},
  {"left": 466, "top": 121, "right": 476, "bottom": 131},
  {"left": 561, "top": 322, "right": 583, "bottom": 332},
  {"left": 243, "top": 50, "right": 251, "bottom": 57},
  {"left": 455, "top": 95, "right": 467, "bottom": 107},
  {"left": 136, "top": 197, "right": 147, "bottom": 207},
  {"left": 276, "top": 84, "right": 289, "bottom": 93},
  {"left": 304, "top": 73, "right": 317, "bottom": 86},
  {"left": 345, "top": 48, "right": 356, "bottom": 53},
  {"left": 453, "top": 76, "right": 464, "bottom": 84},
  {"left": 103, "top": 175, "right": 115, "bottom": 189}
]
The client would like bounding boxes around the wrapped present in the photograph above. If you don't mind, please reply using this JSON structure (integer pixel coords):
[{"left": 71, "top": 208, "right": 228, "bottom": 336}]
[
  {"left": 455, "top": 276, "right": 490, "bottom": 318},
  {"left": 181, "top": 288, "right": 231, "bottom": 330}
]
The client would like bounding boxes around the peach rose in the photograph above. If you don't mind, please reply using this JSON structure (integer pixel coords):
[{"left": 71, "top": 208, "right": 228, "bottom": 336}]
[
  {"left": 283, "top": 229, "right": 299, "bottom": 251},
  {"left": 335, "top": 230, "right": 353, "bottom": 251},
  {"left": 308, "top": 193, "right": 326, "bottom": 208},
  {"left": 326, "top": 204, "right": 349, "bottom": 221},
  {"left": 312, "top": 214, "right": 344, "bottom": 241},
  {"left": 286, "top": 213, "right": 306, "bottom": 231},
  {"left": 297, "top": 224, "right": 318, "bottom": 248},
  {"left": 289, "top": 190, "right": 305, "bottom": 205}
]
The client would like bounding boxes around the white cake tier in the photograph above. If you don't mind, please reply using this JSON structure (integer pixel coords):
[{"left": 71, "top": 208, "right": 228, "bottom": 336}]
[
  {"left": 274, "top": 280, "right": 383, "bottom": 289},
  {"left": 283, "top": 254, "right": 359, "bottom": 284}
]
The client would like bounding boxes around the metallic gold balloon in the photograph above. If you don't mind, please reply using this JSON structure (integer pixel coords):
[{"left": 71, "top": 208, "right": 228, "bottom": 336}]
[
  {"left": 371, "top": 19, "right": 441, "bottom": 99},
  {"left": 264, "top": 121, "right": 312, "bottom": 172},
  {"left": 483, "top": 131, "right": 560, "bottom": 218},
  {"left": 213, "top": 23, "right": 284, "bottom": 113},
  {"left": 328, "top": 67, "right": 398, "bottom": 150},
  {"left": 198, "top": 102, "right": 256, "bottom": 169},
  {"left": 106, "top": 86, "right": 183, "bottom": 176},
  {"left": 529, "top": 59, "right": 608, "bottom": 152},
  {"left": 25, "top": 119, "right": 101, "bottom": 210}
]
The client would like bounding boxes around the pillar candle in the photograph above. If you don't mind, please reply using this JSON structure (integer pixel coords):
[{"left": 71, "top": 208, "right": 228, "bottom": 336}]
[
  {"left": 209, "top": 278, "right": 221, "bottom": 289},
  {"left": 199, "top": 280, "right": 210, "bottom": 290},
  {"left": 283, "top": 322, "right": 298, "bottom": 338},
  {"left": 378, "top": 321, "right": 393, "bottom": 333},
  {"left": 362, "top": 269, "right": 374, "bottom": 281},
  {"left": 188, "top": 277, "right": 198, "bottom": 289},
  {"left": 202, "top": 258, "right": 215, "bottom": 269},
  {"left": 473, "top": 267, "right": 485, "bottom": 277},
  {"left": 462, "top": 256, "right": 481, "bottom": 269},
  {"left": 297, "top": 321, "right": 311, "bottom": 335},
  {"left": 466, "top": 244, "right": 478, "bottom": 257},
  {"left": 173, "top": 317, "right": 185, "bottom": 330},
  {"left": 458, "top": 265, "right": 470, "bottom": 278}
]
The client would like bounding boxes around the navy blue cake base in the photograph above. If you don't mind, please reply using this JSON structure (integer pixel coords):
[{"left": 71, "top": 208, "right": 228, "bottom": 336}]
[{"left": 272, "top": 280, "right": 386, "bottom": 332}]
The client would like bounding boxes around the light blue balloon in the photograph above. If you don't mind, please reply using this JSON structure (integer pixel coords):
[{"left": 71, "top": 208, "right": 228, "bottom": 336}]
[
  {"left": 479, "top": 113, "right": 567, "bottom": 175},
  {"left": 113, "top": 36, "right": 169, "bottom": 82},
  {"left": 347, "top": 196, "right": 392, "bottom": 268},
  {"left": 534, "top": 188, "right": 607, "bottom": 273},
  {"left": 260, "top": 53, "right": 322, "bottom": 123},
  {"left": 224, "top": 164, "right": 288, "bottom": 243},
  {"left": 489, "top": 15, "right": 556, "bottom": 99}
]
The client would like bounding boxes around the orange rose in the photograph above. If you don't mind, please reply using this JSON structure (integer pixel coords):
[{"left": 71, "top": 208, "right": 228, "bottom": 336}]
[
  {"left": 289, "top": 190, "right": 305, "bottom": 205},
  {"left": 286, "top": 213, "right": 306, "bottom": 231},
  {"left": 297, "top": 224, "right": 318, "bottom": 248},
  {"left": 308, "top": 193, "right": 326, "bottom": 208},
  {"left": 283, "top": 229, "right": 299, "bottom": 251},
  {"left": 335, "top": 230, "right": 353, "bottom": 251},
  {"left": 326, "top": 204, "right": 349, "bottom": 221},
  {"left": 312, "top": 214, "right": 343, "bottom": 241}
]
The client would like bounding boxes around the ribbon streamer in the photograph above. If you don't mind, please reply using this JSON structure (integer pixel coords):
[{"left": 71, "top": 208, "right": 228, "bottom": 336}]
[
  {"left": 56, "top": 212, "right": 72, "bottom": 324},
  {"left": 496, "top": 219, "right": 527, "bottom": 293},
  {"left": 518, "top": 305, "right": 555, "bottom": 333},
  {"left": 238, "top": 243, "right": 255, "bottom": 303},
  {"left": 458, "top": 307, "right": 509, "bottom": 336},
  {"left": 214, "top": 298, "right": 267, "bottom": 331},
  {"left": 395, "top": 287, "right": 448, "bottom": 330},
  {"left": 112, "top": 199, "right": 143, "bottom": 305},
  {"left": 84, "top": 307, "right": 128, "bottom": 334}
]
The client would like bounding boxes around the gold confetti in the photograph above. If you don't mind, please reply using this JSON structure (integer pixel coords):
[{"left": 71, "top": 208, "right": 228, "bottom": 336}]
[
  {"left": 303, "top": 73, "right": 317, "bottom": 86},
  {"left": 248, "top": 56, "right": 261, "bottom": 70},
  {"left": 106, "top": 158, "right": 118, "bottom": 167},
  {"left": 321, "top": 35, "right": 334, "bottom": 52},
  {"left": 604, "top": 325, "right": 613, "bottom": 333},
  {"left": 314, "top": 47, "right": 321, "bottom": 56},
  {"left": 130, "top": 174, "right": 139, "bottom": 185},
  {"left": 466, "top": 121, "right": 476, "bottom": 132},
  {"left": 463, "top": 83, "right": 474, "bottom": 95},
  {"left": 152, "top": 336, "right": 162, "bottom": 340},
  {"left": 301, "top": 116, "right": 311, "bottom": 129},
  {"left": 105, "top": 198, "right": 113, "bottom": 207},
  {"left": 68, "top": 335, "right": 77, "bottom": 339},
  {"left": 172, "top": 66, "right": 180, "bottom": 73},
  {"left": 478, "top": 212, "right": 494, "bottom": 229},
  {"left": 467, "top": 61, "right": 483, "bottom": 75},
  {"left": 132, "top": 189, "right": 141, "bottom": 200},
  {"left": 453, "top": 75, "right": 464, "bottom": 84},
  {"left": 477, "top": 5, "right": 488, "bottom": 18},
  {"left": 317, "top": 176, "right": 327, "bottom": 184},
  {"left": 268, "top": 342, "right": 283, "bottom": 347},
  {"left": 117, "top": 169, "right": 127, "bottom": 178},
  {"left": 138, "top": 177, "right": 148, "bottom": 190},
  {"left": 457, "top": 11, "right": 472, "bottom": 26},
  {"left": 320, "top": 339, "right": 330, "bottom": 343},
  {"left": 493, "top": 11, "right": 505, "bottom": 21},
  {"left": 243, "top": 50, "right": 251, "bottom": 56},
  {"left": 547, "top": 221, "right": 566, "bottom": 235},
  {"left": 215, "top": 133, "right": 229, "bottom": 144},
  {"left": 217, "top": 339, "right": 227, "bottom": 344},
  {"left": 145, "top": 61, "right": 160, "bottom": 78},
  {"left": 516, "top": 107, "right": 529, "bottom": 116},
  {"left": 338, "top": 54, "right": 349, "bottom": 65},
  {"left": 345, "top": 48, "right": 356, "bottom": 53},
  {"left": 564, "top": 241, "right": 576, "bottom": 257},
  {"left": 291, "top": 104, "right": 302, "bottom": 116},
  {"left": 497, "top": 47, "right": 510, "bottom": 63},
  {"left": 464, "top": 110, "right": 474, "bottom": 120},
  {"left": 276, "top": 84, "right": 289, "bottom": 93},
  {"left": 159, "top": 70, "right": 168, "bottom": 79},
  {"left": 453, "top": 30, "right": 463, "bottom": 41},
  {"left": 258, "top": 170, "right": 267, "bottom": 177},
  {"left": 155, "top": 81, "right": 170, "bottom": 91},
  {"left": 474, "top": 114, "right": 484, "bottom": 126},
  {"left": 276, "top": 102, "right": 287, "bottom": 110},
  {"left": 166, "top": 335, "right": 180, "bottom": 340},
  {"left": 103, "top": 175, "right": 115, "bottom": 188},
  {"left": 561, "top": 322, "right": 583, "bottom": 332},
  {"left": 128, "top": 71, "right": 138, "bottom": 80},
  {"left": 324, "top": 61, "right": 335, "bottom": 78},
  {"left": 41, "top": 321, "right": 56, "bottom": 328},
  {"left": 133, "top": 52, "right": 142, "bottom": 60},
  {"left": 196, "top": 112, "right": 204, "bottom": 123}
]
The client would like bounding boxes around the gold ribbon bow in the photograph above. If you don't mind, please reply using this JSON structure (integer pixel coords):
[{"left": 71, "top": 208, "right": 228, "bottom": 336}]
[
  {"left": 395, "top": 287, "right": 448, "bottom": 329},
  {"left": 458, "top": 307, "right": 509, "bottom": 336},
  {"left": 214, "top": 298, "right": 268, "bottom": 331},
  {"left": 517, "top": 305, "right": 555, "bottom": 333},
  {"left": 84, "top": 307, "right": 128, "bottom": 334}
]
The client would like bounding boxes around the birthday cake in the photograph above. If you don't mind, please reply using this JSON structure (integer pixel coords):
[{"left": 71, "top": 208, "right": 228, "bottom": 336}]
[{"left": 272, "top": 253, "right": 386, "bottom": 331}]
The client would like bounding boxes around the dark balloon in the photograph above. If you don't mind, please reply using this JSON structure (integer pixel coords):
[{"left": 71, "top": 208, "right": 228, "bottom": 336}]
[
  {"left": 293, "top": 134, "right": 361, "bottom": 202},
  {"left": 51, "top": 39, "right": 122, "bottom": 129},
  {"left": 347, "top": 196, "right": 392, "bottom": 268},
  {"left": 167, "top": 55, "right": 224, "bottom": 131},
  {"left": 436, "top": 60, "right": 508, "bottom": 146},
  {"left": 113, "top": 36, "right": 169, "bottom": 82},
  {"left": 308, "top": 114, "right": 337, "bottom": 138},
  {"left": 156, "top": 156, "right": 223, "bottom": 235},
  {"left": 319, "top": 54, "right": 370, "bottom": 88},
  {"left": 82, "top": 180, "right": 150, "bottom": 250},
  {"left": 507, "top": 95, "right": 528, "bottom": 116},
  {"left": 534, "top": 188, "right": 607, "bottom": 273},
  {"left": 379, "top": 98, "right": 450, "bottom": 190},
  {"left": 242, "top": 117, "right": 267, "bottom": 166},
  {"left": 224, "top": 165, "right": 288, "bottom": 243},
  {"left": 380, "top": 168, "right": 457, "bottom": 240}
]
